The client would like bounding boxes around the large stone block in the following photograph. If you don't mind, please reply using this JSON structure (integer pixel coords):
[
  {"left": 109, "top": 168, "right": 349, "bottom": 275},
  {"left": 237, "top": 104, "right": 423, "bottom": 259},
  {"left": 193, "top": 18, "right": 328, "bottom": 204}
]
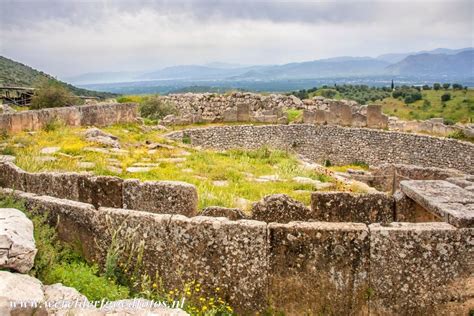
[
  {"left": 369, "top": 222, "right": 474, "bottom": 315},
  {"left": 327, "top": 101, "right": 352, "bottom": 126},
  {"left": 0, "top": 208, "right": 37, "bottom": 273},
  {"left": 95, "top": 210, "right": 268, "bottom": 314},
  {"left": 78, "top": 175, "right": 123, "bottom": 208},
  {"left": 0, "top": 114, "right": 11, "bottom": 131},
  {"left": 123, "top": 180, "right": 197, "bottom": 216},
  {"left": 311, "top": 191, "right": 394, "bottom": 224},
  {"left": 393, "top": 190, "right": 442, "bottom": 222},
  {"left": 236, "top": 103, "right": 250, "bottom": 121},
  {"left": 0, "top": 161, "right": 26, "bottom": 191},
  {"left": 268, "top": 221, "right": 369, "bottom": 315},
  {"left": 366, "top": 104, "right": 388, "bottom": 129},
  {"left": 23, "top": 172, "right": 54, "bottom": 196},
  {"left": 201, "top": 206, "right": 247, "bottom": 220},
  {"left": 166, "top": 216, "right": 268, "bottom": 313},
  {"left": 252, "top": 194, "right": 311, "bottom": 223}
]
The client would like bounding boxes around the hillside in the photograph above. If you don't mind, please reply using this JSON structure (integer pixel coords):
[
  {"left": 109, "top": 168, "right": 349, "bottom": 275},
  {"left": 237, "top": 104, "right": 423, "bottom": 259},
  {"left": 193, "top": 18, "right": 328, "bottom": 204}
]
[
  {"left": 386, "top": 50, "right": 474, "bottom": 76},
  {"left": 0, "top": 56, "right": 117, "bottom": 98}
]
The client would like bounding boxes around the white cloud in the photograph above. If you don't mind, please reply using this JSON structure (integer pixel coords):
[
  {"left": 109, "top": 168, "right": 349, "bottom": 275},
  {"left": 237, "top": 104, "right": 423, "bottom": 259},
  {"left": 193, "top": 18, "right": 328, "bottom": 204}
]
[{"left": 0, "top": 0, "right": 472, "bottom": 76}]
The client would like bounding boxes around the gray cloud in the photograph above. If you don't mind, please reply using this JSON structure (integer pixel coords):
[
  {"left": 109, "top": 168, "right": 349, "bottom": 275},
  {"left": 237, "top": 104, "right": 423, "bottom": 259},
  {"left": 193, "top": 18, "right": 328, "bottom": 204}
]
[{"left": 0, "top": 0, "right": 472, "bottom": 77}]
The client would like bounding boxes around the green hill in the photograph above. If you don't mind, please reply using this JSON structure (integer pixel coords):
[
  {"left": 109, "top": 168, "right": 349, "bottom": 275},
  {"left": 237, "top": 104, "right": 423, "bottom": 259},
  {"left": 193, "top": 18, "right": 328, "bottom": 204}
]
[{"left": 0, "top": 56, "right": 117, "bottom": 99}]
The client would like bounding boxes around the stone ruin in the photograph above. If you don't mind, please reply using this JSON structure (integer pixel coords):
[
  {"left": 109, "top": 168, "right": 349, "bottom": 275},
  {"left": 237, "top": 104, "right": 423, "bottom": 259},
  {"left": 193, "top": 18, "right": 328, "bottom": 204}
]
[
  {"left": 0, "top": 118, "right": 474, "bottom": 315},
  {"left": 160, "top": 92, "right": 297, "bottom": 125},
  {"left": 0, "top": 97, "right": 473, "bottom": 315},
  {"left": 158, "top": 92, "right": 390, "bottom": 128}
]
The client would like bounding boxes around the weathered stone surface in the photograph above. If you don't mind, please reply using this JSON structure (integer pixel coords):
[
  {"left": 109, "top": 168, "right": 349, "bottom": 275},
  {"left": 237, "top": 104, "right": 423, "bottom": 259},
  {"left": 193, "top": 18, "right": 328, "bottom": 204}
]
[
  {"left": 371, "top": 163, "right": 463, "bottom": 192},
  {"left": 310, "top": 191, "right": 394, "bottom": 224},
  {"left": 123, "top": 179, "right": 198, "bottom": 216},
  {"left": 0, "top": 270, "right": 44, "bottom": 302},
  {"left": 369, "top": 222, "right": 474, "bottom": 315},
  {"left": 251, "top": 194, "right": 311, "bottom": 223},
  {"left": 97, "top": 208, "right": 267, "bottom": 314},
  {"left": 445, "top": 176, "right": 474, "bottom": 188},
  {"left": 201, "top": 206, "right": 247, "bottom": 220},
  {"left": 84, "top": 127, "right": 120, "bottom": 148},
  {"left": 0, "top": 103, "right": 138, "bottom": 133},
  {"left": 166, "top": 216, "right": 268, "bottom": 313},
  {"left": 0, "top": 161, "right": 26, "bottom": 190},
  {"left": 78, "top": 175, "right": 123, "bottom": 208},
  {"left": 165, "top": 125, "right": 474, "bottom": 174},
  {"left": 43, "top": 283, "right": 88, "bottom": 305},
  {"left": 393, "top": 190, "right": 442, "bottom": 222},
  {"left": 0, "top": 208, "right": 37, "bottom": 273},
  {"left": 400, "top": 180, "right": 474, "bottom": 227},
  {"left": 268, "top": 221, "right": 369, "bottom": 315},
  {"left": 366, "top": 104, "right": 388, "bottom": 129},
  {"left": 327, "top": 101, "right": 352, "bottom": 126}
]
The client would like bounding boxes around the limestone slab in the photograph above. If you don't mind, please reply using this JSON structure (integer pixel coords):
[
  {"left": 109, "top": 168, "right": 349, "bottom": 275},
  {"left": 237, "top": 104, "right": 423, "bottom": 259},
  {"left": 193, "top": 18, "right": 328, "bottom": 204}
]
[{"left": 400, "top": 180, "right": 474, "bottom": 227}]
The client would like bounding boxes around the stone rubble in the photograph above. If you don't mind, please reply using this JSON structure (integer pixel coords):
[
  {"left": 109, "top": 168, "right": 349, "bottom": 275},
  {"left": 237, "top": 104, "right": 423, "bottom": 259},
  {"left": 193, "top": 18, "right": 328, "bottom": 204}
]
[{"left": 83, "top": 127, "right": 120, "bottom": 148}]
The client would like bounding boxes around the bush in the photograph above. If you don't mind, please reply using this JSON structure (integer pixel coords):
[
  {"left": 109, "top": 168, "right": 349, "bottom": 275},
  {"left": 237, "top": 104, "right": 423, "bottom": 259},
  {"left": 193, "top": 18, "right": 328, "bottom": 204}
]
[
  {"left": 30, "top": 80, "right": 80, "bottom": 109},
  {"left": 443, "top": 118, "right": 455, "bottom": 125},
  {"left": 441, "top": 93, "right": 451, "bottom": 102},
  {"left": 319, "top": 89, "right": 338, "bottom": 99},
  {"left": 139, "top": 96, "right": 178, "bottom": 121}
]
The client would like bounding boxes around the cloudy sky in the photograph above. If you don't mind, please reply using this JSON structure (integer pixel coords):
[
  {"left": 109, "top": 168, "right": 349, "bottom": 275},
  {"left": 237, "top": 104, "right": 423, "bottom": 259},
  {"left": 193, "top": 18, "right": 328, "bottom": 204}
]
[{"left": 0, "top": 0, "right": 472, "bottom": 77}]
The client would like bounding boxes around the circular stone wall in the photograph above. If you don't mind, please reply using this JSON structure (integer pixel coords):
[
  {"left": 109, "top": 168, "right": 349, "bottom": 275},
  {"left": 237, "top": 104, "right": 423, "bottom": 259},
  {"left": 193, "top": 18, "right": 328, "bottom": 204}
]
[{"left": 166, "top": 124, "right": 474, "bottom": 173}]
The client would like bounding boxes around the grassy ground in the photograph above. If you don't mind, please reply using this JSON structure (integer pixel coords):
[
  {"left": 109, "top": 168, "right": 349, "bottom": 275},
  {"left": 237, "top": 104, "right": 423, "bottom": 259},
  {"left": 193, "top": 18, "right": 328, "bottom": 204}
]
[
  {"left": 1, "top": 123, "right": 346, "bottom": 210},
  {"left": 379, "top": 89, "right": 474, "bottom": 123}
]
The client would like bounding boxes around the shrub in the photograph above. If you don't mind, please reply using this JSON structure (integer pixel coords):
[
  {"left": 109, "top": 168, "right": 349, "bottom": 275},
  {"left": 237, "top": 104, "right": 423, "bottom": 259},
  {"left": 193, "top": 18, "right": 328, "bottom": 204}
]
[
  {"left": 443, "top": 118, "right": 455, "bottom": 125},
  {"left": 31, "top": 80, "right": 80, "bottom": 109},
  {"left": 441, "top": 93, "right": 451, "bottom": 102},
  {"left": 319, "top": 89, "right": 338, "bottom": 99},
  {"left": 139, "top": 96, "right": 178, "bottom": 121}
]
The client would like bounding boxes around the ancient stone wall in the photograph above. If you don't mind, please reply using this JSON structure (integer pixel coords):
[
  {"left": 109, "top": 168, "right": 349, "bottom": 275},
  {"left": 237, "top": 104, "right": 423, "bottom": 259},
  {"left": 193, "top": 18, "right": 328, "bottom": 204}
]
[
  {"left": 389, "top": 117, "right": 474, "bottom": 138},
  {"left": 159, "top": 92, "right": 391, "bottom": 128},
  {"left": 166, "top": 124, "right": 474, "bottom": 174},
  {"left": 0, "top": 188, "right": 471, "bottom": 315},
  {"left": 160, "top": 92, "right": 297, "bottom": 125},
  {"left": 0, "top": 162, "right": 197, "bottom": 216},
  {"left": 0, "top": 103, "right": 138, "bottom": 133}
]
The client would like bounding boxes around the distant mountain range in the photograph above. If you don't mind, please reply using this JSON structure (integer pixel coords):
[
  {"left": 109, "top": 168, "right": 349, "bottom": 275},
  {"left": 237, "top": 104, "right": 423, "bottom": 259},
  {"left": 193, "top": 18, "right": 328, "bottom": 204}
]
[{"left": 64, "top": 47, "right": 474, "bottom": 85}]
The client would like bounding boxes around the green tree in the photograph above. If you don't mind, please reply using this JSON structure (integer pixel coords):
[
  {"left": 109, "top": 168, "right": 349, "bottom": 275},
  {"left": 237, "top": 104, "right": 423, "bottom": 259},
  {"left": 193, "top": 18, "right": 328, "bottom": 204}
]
[
  {"left": 441, "top": 93, "right": 451, "bottom": 102},
  {"left": 139, "top": 95, "right": 178, "bottom": 121},
  {"left": 30, "top": 80, "right": 80, "bottom": 109},
  {"left": 452, "top": 83, "right": 463, "bottom": 90},
  {"left": 442, "top": 83, "right": 451, "bottom": 90},
  {"left": 433, "top": 83, "right": 441, "bottom": 90}
]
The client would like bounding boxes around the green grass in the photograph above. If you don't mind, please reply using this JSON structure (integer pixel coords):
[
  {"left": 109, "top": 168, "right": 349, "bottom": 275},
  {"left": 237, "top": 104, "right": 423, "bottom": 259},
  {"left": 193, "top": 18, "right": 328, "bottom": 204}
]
[
  {"left": 4, "top": 123, "right": 342, "bottom": 210},
  {"left": 380, "top": 89, "right": 474, "bottom": 123},
  {"left": 286, "top": 108, "right": 303, "bottom": 122}
]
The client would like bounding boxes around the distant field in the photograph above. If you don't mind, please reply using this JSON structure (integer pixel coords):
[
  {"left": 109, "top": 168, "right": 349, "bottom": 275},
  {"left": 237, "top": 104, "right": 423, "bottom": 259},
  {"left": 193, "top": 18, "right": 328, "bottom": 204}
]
[{"left": 380, "top": 89, "right": 474, "bottom": 123}]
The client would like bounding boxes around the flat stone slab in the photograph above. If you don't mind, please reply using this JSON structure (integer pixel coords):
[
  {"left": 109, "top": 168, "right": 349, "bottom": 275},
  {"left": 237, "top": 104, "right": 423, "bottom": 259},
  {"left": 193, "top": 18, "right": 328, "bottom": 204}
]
[
  {"left": 40, "top": 147, "right": 60, "bottom": 154},
  {"left": 400, "top": 180, "right": 474, "bottom": 228}
]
